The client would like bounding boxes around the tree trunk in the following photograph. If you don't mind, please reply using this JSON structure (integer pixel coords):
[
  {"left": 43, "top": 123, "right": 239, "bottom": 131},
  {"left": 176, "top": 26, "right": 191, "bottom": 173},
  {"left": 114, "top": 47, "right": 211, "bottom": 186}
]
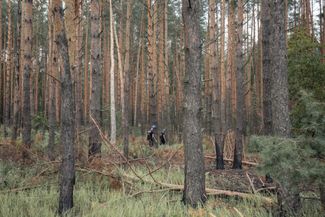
[
  {"left": 122, "top": 0, "right": 133, "bottom": 158},
  {"left": 271, "top": 0, "right": 290, "bottom": 137},
  {"left": 75, "top": 0, "right": 83, "bottom": 128},
  {"left": 21, "top": 0, "right": 33, "bottom": 151},
  {"left": 64, "top": 0, "right": 78, "bottom": 127},
  {"left": 261, "top": 0, "right": 273, "bottom": 135},
  {"left": 227, "top": 0, "right": 235, "bottom": 130},
  {"left": 233, "top": 0, "right": 244, "bottom": 169},
  {"left": 217, "top": 0, "right": 226, "bottom": 170},
  {"left": 133, "top": 10, "right": 144, "bottom": 127},
  {"left": 182, "top": 0, "right": 207, "bottom": 208},
  {"left": 84, "top": 18, "right": 89, "bottom": 125},
  {"left": 89, "top": 0, "right": 102, "bottom": 157},
  {"left": 109, "top": 0, "right": 117, "bottom": 145},
  {"left": 48, "top": 0, "right": 58, "bottom": 161},
  {"left": 147, "top": 0, "right": 157, "bottom": 127},
  {"left": 12, "top": 0, "right": 21, "bottom": 141},
  {"left": 54, "top": 2, "right": 76, "bottom": 214},
  {"left": 0, "top": 0, "right": 2, "bottom": 127},
  {"left": 4, "top": 0, "right": 12, "bottom": 138},
  {"left": 272, "top": 1, "right": 294, "bottom": 215}
]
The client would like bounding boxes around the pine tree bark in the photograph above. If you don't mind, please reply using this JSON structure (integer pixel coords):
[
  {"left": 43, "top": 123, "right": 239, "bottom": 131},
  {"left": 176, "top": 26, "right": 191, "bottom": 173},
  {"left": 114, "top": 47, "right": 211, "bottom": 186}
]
[
  {"left": 158, "top": 0, "right": 165, "bottom": 126},
  {"left": 12, "top": 0, "right": 21, "bottom": 141},
  {"left": 21, "top": 0, "right": 33, "bottom": 150},
  {"left": 133, "top": 10, "right": 144, "bottom": 127},
  {"left": 84, "top": 18, "right": 89, "bottom": 125},
  {"left": 54, "top": 2, "right": 76, "bottom": 214},
  {"left": 147, "top": 0, "right": 157, "bottom": 127},
  {"left": 216, "top": 0, "right": 226, "bottom": 169},
  {"left": 4, "top": 0, "right": 12, "bottom": 138},
  {"left": 122, "top": 0, "right": 133, "bottom": 158},
  {"left": 233, "top": 0, "right": 244, "bottom": 169},
  {"left": 0, "top": 0, "right": 2, "bottom": 126},
  {"left": 261, "top": 0, "right": 273, "bottom": 135},
  {"left": 48, "top": 0, "right": 58, "bottom": 161},
  {"left": 109, "top": 0, "right": 117, "bottom": 145},
  {"left": 89, "top": 0, "right": 102, "bottom": 156},
  {"left": 227, "top": 0, "right": 235, "bottom": 130},
  {"left": 271, "top": 0, "right": 290, "bottom": 137},
  {"left": 182, "top": 0, "right": 207, "bottom": 208}
]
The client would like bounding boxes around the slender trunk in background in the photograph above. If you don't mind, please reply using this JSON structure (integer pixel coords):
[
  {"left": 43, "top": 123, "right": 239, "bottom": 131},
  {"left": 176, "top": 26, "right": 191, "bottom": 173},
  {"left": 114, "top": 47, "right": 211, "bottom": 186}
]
[
  {"left": 204, "top": 3, "right": 212, "bottom": 135},
  {"left": 233, "top": 0, "right": 244, "bottom": 169},
  {"left": 12, "top": 1, "right": 21, "bottom": 141},
  {"left": 140, "top": 17, "right": 147, "bottom": 131},
  {"left": 182, "top": 0, "right": 207, "bottom": 208},
  {"left": 84, "top": 18, "right": 89, "bottom": 125},
  {"left": 321, "top": 0, "right": 325, "bottom": 61},
  {"left": 114, "top": 22, "right": 124, "bottom": 150},
  {"left": 109, "top": 0, "right": 117, "bottom": 145},
  {"left": 147, "top": 0, "right": 157, "bottom": 127},
  {"left": 227, "top": 0, "right": 235, "bottom": 130},
  {"left": 54, "top": 1, "right": 76, "bottom": 214},
  {"left": 22, "top": 0, "right": 33, "bottom": 151},
  {"left": 75, "top": 0, "right": 83, "bottom": 128},
  {"left": 122, "top": 0, "right": 133, "bottom": 158},
  {"left": 0, "top": 0, "right": 2, "bottom": 127},
  {"left": 217, "top": 0, "right": 226, "bottom": 169},
  {"left": 48, "top": 0, "right": 58, "bottom": 160},
  {"left": 164, "top": 0, "right": 169, "bottom": 128},
  {"left": 261, "top": 0, "right": 273, "bottom": 135},
  {"left": 153, "top": 0, "right": 158, "bottom": 127},
  {"left": 89, "top": 0, "right": 102, "bottom": 157},
  {"left": 158, "top": 0, "right": 165, "bottom": 126},
  {"left": 208, "top": 0, "right": 221, "bottom": 170},
  {"left": 134, "top": 10, "right": 144, "bottom": 127},
  {"left": 4, "top": 0, "right": 12, "bottom": 138}
]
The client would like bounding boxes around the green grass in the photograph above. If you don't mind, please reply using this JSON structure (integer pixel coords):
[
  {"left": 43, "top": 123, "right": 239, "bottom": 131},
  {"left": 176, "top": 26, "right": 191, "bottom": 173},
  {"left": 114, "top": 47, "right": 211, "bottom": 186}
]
[
  {"left": 0, "top": 128, "right": 323, "bottom": 217},
  {"left": 0, "top": 159, "right": 323, "bottom": 217}
]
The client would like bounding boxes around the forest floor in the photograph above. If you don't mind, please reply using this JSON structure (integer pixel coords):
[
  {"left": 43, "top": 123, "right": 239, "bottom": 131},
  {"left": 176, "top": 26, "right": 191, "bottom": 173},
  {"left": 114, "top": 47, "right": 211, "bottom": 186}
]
[{"left": 0, "top": 131, "right": 322, "bottom": 217}]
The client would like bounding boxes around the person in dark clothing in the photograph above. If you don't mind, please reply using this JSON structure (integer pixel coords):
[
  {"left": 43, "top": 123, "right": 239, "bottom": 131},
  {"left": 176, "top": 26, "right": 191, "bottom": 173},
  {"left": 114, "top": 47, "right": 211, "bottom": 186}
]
[
  {"left": 147, "top": 125, "right": 157, "bottom": 147},
  {"left": 160, "top": 129, "right": 167, "bottom": 145}
]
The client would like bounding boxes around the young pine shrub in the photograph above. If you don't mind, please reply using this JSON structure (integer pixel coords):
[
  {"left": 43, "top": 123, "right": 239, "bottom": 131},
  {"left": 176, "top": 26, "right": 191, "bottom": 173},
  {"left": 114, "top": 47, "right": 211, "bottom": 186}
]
[{"left": 249, "top": 91, "right": 325, "bottom": 216}]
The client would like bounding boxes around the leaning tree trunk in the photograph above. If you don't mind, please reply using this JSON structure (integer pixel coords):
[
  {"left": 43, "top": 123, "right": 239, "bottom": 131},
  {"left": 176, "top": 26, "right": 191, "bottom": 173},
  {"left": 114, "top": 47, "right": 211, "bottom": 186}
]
[
  {"left": 233, "top": 0, "right": 245, "bottom": 169},
  {"left": 54, "top": 1, "right": 76, "bottom": 214},
  {"left": 182, "top": 0, "right": 207, "bottom": 208},
  {"left": 89, "top": 0, "right": 102, "bottom": 157},
  {"left": 21, "top": 0, "right": 33, "bottom": 152}
]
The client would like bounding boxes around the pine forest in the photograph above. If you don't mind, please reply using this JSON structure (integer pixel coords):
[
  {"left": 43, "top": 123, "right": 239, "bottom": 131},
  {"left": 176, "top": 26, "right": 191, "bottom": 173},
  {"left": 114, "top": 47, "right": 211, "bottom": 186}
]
[{"left": 0, "top": 0, "right": 324, "bottom": 216}]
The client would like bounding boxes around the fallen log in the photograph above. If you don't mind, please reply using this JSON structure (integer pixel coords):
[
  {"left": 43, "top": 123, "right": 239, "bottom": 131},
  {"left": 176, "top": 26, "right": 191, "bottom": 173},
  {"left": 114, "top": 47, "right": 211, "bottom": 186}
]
[
  {"left": 121, "top": 173, "right": 274, "bottom": 205},
  {"left": 205, "top": 155, "right": 259, "bottom": 166}
]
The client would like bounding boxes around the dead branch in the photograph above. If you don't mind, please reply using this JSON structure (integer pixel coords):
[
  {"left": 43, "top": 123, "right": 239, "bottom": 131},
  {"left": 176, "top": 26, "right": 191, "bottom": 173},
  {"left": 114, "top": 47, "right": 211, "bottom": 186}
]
[
  {"left": 142, "top": 146, "right": 182, "bottom": 178},
  {"left": 233, "top": 207, "right": 244, "bottom": 217},
  {"left": 90, "top": 114, "right": 144, "bottom": 182},
  {"left": 246, "top": 172, "right": 257, "bottom": 194}
]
